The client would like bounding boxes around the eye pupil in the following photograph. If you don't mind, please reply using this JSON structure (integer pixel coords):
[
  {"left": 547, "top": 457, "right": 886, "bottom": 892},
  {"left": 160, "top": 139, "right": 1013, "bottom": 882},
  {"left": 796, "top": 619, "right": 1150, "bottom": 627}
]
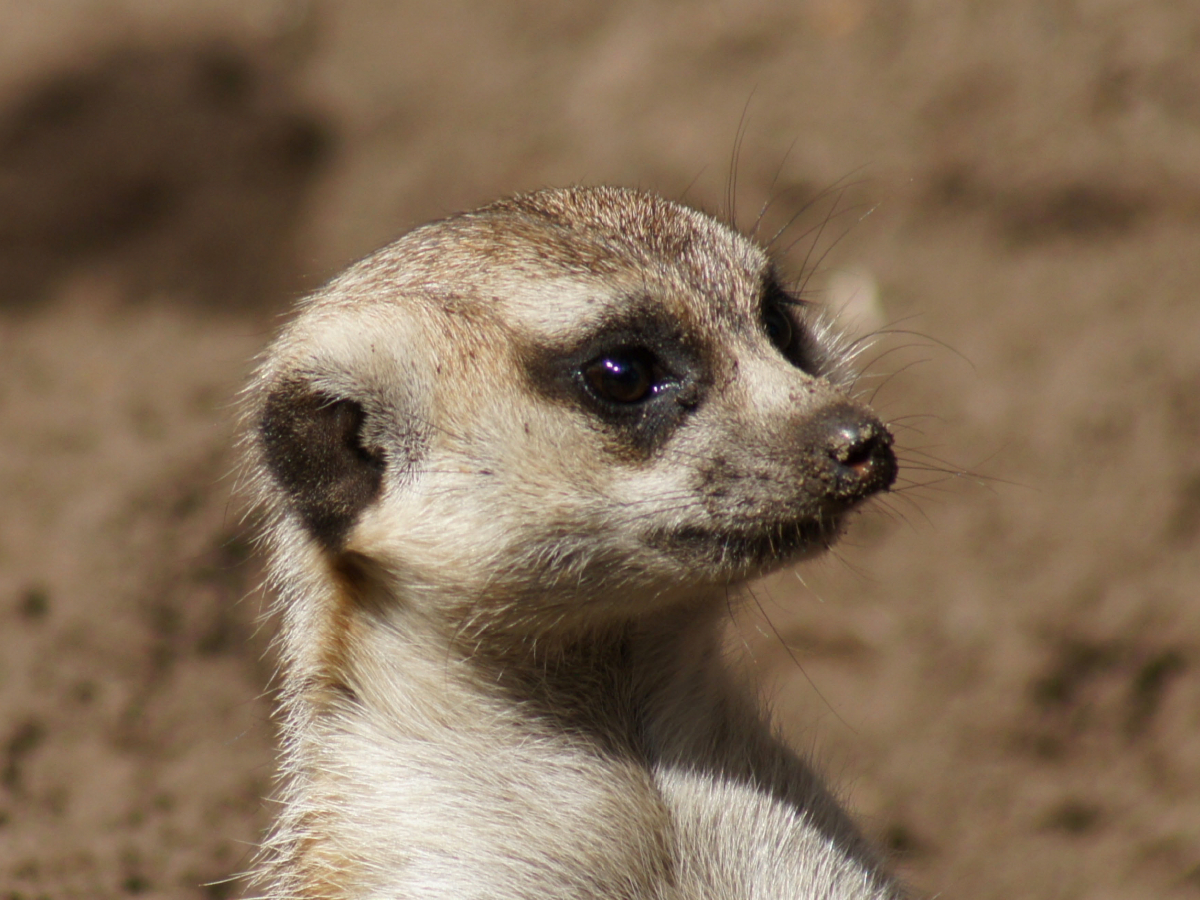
[{"left": 586, "top": 354, "right": 654, "bottom": 404}]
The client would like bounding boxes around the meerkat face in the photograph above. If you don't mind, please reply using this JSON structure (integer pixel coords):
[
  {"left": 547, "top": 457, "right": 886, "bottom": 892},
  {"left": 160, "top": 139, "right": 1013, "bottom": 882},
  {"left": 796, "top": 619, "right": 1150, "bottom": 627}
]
[{"left": 251, "top": 186, "right": 895, "bottom": 635}]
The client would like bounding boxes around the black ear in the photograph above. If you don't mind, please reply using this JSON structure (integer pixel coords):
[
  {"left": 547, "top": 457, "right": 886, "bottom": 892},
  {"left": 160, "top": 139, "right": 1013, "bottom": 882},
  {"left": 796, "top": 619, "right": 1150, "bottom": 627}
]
[{"left": 260, "top": 381, "right": 386, "bottom": 548}]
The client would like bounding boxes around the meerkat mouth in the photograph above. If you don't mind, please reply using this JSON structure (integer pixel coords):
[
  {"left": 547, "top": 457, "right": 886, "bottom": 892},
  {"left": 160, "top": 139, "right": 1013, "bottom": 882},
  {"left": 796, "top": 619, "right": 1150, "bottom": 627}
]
[{"left": 646, "top": 515, "right": 845, "bottom": 571}]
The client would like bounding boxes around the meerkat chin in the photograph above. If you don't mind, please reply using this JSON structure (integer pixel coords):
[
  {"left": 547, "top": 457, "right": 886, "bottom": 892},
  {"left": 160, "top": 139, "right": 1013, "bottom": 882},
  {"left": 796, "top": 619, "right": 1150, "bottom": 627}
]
[{"left": 243, "top": 185, "right": 902, "bottom": 899}]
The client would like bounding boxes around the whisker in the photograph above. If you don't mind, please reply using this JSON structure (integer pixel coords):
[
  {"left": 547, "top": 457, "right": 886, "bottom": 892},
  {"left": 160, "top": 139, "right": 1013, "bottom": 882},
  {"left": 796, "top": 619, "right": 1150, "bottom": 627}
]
[{"left": 743, "top": 582, "right": 855, "bottom": 733}]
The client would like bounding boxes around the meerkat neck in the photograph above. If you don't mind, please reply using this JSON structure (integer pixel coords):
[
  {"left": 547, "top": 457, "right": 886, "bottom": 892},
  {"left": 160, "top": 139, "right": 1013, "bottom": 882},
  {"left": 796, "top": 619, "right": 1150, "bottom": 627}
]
[
  {"left": 268, "top": 582, "right": 744, "bottom": 896},
  {"left": 291, "top": 573, "right": 732, "bottom": 748},
  {"left": 269, "top": 577, "right": 888, "bottom": 900}
]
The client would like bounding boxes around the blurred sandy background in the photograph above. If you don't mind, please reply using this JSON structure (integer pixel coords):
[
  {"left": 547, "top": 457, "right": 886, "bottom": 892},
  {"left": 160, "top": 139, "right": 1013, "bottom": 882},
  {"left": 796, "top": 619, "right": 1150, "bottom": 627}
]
[{"left": 2, "top": 1, "right": 1198, "bottom": 897}]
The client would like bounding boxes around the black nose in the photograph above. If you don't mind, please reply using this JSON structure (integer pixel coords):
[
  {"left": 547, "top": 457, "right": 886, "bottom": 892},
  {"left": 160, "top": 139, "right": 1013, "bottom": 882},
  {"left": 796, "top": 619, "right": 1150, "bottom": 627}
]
[{"left": 816, "top": 405, "right": 897, "bottom": 502}]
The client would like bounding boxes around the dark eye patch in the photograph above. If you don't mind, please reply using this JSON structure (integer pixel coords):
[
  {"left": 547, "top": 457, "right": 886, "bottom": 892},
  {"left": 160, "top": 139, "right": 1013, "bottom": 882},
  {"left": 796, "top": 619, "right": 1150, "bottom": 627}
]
[
  {"left": 760, "top": 275, "right": 819, "bottom": 375},
  {"left": 761, "top": 304, "right": 794, "bottom": 355},
  {"left": 522, "top": 299, "right": 708, "bottom": 458}
]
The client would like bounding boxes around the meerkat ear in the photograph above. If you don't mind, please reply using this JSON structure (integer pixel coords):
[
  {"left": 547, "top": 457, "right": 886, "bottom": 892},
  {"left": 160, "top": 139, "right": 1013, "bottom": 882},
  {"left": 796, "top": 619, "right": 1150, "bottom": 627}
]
[{"left": 260, "top": 380, "right": 387, "bottom": 548}]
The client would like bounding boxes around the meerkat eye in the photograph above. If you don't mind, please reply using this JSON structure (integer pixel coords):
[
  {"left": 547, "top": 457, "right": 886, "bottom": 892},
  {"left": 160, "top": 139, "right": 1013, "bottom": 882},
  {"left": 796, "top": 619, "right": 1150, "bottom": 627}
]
[
  {"left": 762, "top": 304, "right": 795, "bottom": 354},
  {"left": 584, "top": 350, "right": 659, "bottom": 404}
]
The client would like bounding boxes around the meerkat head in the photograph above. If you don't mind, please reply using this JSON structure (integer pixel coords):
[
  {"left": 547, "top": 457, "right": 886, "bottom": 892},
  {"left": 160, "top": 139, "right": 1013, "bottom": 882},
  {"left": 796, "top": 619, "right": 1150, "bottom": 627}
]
[{"left": 246, "top": 186, "right": 896, "bottom": 640}]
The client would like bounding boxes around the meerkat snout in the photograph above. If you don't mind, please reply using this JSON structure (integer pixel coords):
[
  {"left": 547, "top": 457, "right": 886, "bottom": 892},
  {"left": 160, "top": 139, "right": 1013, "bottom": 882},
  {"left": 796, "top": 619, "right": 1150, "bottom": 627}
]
[{"left": 243, "top": 185, "right": 907, "bottom": 900}]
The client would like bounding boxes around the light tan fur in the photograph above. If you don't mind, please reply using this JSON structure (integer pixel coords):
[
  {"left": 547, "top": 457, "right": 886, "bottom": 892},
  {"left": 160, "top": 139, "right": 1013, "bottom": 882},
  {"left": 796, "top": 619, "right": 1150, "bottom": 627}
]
[{"left": 242, "top": 186, "right": 904, "bottom": 899}]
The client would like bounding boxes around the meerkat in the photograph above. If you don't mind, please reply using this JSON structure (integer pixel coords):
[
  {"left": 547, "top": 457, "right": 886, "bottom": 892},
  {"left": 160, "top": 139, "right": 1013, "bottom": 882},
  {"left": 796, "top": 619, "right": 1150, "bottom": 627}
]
[{"left": 242, "top": 185, "right": 903, "bottom": 899}]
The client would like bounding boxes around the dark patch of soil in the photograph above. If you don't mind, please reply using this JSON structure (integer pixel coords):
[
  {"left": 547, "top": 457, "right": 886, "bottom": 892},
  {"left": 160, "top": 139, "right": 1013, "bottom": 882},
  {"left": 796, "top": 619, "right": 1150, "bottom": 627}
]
[{"left": 0, "top": 37, "right": 331, "bottom": 310}]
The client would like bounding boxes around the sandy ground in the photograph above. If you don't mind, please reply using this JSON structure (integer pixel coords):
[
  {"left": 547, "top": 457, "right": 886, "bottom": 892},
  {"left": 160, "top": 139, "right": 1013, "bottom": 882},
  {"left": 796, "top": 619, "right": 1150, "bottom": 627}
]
[{"left": 2, "top": 1, "right": 1199, "bottom": 897}]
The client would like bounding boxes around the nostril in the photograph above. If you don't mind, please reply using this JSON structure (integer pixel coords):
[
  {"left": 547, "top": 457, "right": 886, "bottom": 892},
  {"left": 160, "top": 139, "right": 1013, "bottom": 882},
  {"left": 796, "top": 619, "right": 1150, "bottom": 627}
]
[
  {"left": 830, "top": 422, "right": 885, "bottom": 471},
  {"left": 835, "top": 427, "right": 873, "bottom": 472}
]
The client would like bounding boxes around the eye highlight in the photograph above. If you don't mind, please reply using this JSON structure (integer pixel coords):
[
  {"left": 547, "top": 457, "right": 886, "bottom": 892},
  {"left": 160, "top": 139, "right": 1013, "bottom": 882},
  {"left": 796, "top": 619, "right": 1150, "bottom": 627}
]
[{"left": 583, "top": 350, "right": 660, "bottom": 404}]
